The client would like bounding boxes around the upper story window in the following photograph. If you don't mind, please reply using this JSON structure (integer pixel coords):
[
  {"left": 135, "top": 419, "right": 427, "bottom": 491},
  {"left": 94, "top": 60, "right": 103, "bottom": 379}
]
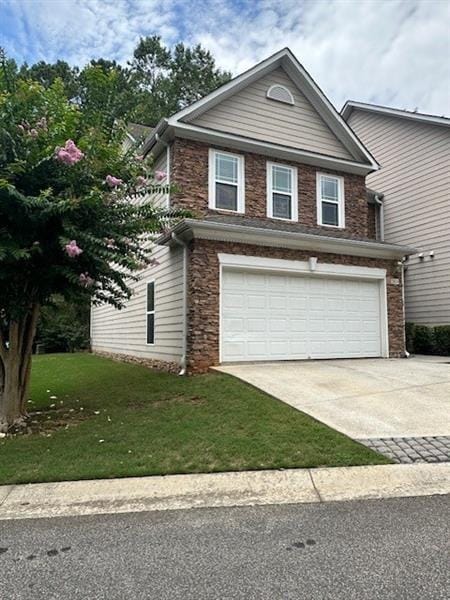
[
  {"left": 267, "top": 162, "right": 298, "bottom": 221},
  {"left": 316, "top": 173, "right": 345, "bottom": 228},
  {"left": 208, "top": 149, "right": 245, "bottom": 213}
]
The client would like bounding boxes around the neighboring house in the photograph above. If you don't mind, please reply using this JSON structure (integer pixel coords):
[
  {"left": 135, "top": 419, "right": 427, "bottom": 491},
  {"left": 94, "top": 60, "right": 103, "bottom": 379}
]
[
  {"left": 342, "top": 102, "right": 450, "bottom": 326},
  {"left": 123, "top": 122, "right": 152, "bottom": 153},
  {"left": 91, "top": 48, "right": 415, "bottom": 374}
]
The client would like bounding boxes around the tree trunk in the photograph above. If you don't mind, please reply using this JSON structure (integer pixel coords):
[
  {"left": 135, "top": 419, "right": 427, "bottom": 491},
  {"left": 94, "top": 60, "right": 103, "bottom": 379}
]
[
  {"left": 0, "top": 353, "right": 24, "bottom": 431},
  {"left": 0, "top": 305, "right": 40, "bottom": 432}
]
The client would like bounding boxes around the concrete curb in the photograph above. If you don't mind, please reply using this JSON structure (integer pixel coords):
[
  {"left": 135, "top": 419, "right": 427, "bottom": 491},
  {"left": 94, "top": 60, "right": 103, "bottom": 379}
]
[{"left": 0, "top": 463, "right": 449, "bottom": 521}]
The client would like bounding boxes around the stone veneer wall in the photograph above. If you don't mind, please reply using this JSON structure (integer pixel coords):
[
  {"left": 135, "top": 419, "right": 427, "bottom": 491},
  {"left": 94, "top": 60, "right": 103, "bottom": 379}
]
[
  {"left": 367, "top": 203, "right": 377, "bottom": 240},
  {"left": 171, "top": 138, "right": 374, "bottom": 240},
  {"left": 187, "top": 239, "right": 405, "bottom": 373},
  {"left": 93, "top": 350, "right": 180, "bottom": 374}
]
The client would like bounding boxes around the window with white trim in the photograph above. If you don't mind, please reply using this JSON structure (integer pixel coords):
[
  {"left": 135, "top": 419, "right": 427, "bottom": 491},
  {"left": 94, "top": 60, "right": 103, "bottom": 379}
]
[
  {"left": 267, "top": 162, "right": 298, "bottom": 221},
  {"left": 208, "top": 149, "right": 245, "bottom": 212},
  {"left": 317, "top": 173, "right": 345, "bottom": 228},
  {"left": 146, "top": 281, "right": 155, "bottom": 345}
]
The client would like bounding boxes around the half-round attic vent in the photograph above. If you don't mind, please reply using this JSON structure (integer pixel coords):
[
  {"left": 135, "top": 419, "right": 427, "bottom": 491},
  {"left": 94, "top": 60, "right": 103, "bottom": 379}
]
[{"left": 266, "top": 84, "right": 294, "bottom": 105}]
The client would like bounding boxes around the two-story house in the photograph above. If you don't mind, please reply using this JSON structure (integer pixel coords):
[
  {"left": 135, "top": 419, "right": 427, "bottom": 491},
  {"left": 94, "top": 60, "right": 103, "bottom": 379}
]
[
  {"left": 91, "top": 48, "right": 414, "bottom": 374},
  {"left": 342, "top": 102, "right": 450, "bottom": 327}
]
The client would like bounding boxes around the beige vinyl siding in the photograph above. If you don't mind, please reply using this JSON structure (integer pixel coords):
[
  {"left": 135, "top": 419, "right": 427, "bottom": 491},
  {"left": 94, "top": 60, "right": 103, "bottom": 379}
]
[
  {"left": 91, "top": 148, "right": 183, "bottom": 363},
  {"left": 91, "top": 245, "right": 183, "bottom": 362},
  {"left": 348, "top": 110, "right": 450, "bottom": 325},
  {"left": 190, "top": 67, "right": 353, "bottom": 160},
  {"left": 133, "top": 151, "right": 169, "bottom": 209}
]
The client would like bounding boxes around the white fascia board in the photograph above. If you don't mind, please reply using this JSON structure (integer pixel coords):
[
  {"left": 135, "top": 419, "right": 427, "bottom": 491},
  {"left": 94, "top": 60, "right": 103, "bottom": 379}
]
[
  {"left": 142, "top": 119, "right": 170, "bottom": 156},
  {"left": 341, "top": 101, "right": 450, "bottom": 127},
  {"left": 181, "top": 220, "right": 416, "bottom": 260},
  {"left": 218, "top": 253, "right": 387, "bottom": 280},
  {"left": 169, "top": 122, "right": 376, "bottom": 176}
]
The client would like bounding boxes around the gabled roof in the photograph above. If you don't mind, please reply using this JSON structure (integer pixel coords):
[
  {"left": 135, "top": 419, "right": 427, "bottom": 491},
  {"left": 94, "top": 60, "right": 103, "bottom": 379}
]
[
  {"left": 126, "top": 122, "right": 153, "bottom": 143},
  {"left": 341, "top": 101, "right": 450, "bottom": 128},
  {"left": 143, "top": 48, "right": 379, "bottom": 175}
]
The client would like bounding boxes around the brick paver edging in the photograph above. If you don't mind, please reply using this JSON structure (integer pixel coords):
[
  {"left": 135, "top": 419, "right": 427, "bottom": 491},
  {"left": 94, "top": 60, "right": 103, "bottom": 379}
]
[{"left": 359, "top": 436, "right": 450, "bottom": 464}]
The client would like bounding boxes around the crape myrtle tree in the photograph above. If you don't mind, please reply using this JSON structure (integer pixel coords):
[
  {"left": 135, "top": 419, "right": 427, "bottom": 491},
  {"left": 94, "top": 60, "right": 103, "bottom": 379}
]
[{"left": 0, "top": 52, "right": 180, "bottom": 431}]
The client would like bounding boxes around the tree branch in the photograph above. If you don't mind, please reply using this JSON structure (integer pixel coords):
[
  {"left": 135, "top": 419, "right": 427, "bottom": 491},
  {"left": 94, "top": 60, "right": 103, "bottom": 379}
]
[{"left": 19, "top": 304, "right": 40, "bottom": 390}]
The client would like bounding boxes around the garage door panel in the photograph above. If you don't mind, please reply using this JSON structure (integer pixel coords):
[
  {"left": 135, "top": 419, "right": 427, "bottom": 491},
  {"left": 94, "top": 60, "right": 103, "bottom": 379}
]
[
  {"left": 223, "top": 293, "right": 245, "bottom": 308},
  {"left": 290, "top": 341, "right": 308, "bottom": 355},
  {"left": 286, "top": 296, "right": 308, "bottom": 311},
  {"left": 222, "top": 341, "right": 246, "bottom": 359},
  {"left": 269, "top": 295, "right": 287, "bottom": 309},
  {"left": 291, "top": 319, "right": 307, "bottom": 332},
  {"left": 269, "top": 318, "right": 288, "bottom": 333},
  {"left": 269, "top": 340, "right": 290, "bottom": 355},
  {"left": 221, "top": 268, "right": 383, "bottom": 362},
  {"left": 223, "top": 271, "right": 246, "bottom": 287},
  {"left": 268, "top": 274, "right": 287, "bottom": 287},
  {"left": 247, "top": 273, "right": 268, "bottom": 288},
  {"left": 247, "top": 295, "right": 266, "bottom": 309},
  {"left": 327, "top": 319, "right": 345, "bottom": 332},
  {"left": 223, "top": 317, "right": 245, "bottom": 332},
  {"left": 247, "top": 341, "right": 269, "bottom": 357},
  {"left": 247, "top": 318, "right": 266, "bottom": 332}
]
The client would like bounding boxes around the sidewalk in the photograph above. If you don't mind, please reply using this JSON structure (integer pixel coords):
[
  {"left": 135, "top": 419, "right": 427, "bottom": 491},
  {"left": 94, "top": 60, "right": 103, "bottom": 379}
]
[{"left": 1, "top": 463, "right": 449, "bottom": 521}]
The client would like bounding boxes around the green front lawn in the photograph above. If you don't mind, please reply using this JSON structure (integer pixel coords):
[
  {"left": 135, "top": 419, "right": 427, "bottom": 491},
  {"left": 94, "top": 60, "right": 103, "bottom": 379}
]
[{"left": 0, "top": 354, "right": 389, "bottom": 484}]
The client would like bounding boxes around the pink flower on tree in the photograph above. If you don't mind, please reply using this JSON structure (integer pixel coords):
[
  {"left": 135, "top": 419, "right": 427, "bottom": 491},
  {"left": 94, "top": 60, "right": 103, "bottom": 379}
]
[
  {"left": 65, "top": 240, "right": 83, "bottom": 258},
  {"left": 104, "top": 238, "right": 115, "bottom": 249},
  {"left": 29, "top": 129, "right": 39, "bottom": 138},
  {"left": 135, "top": 175, "right": 148, "bottom": 187},
  {"left": 37, "top": 117, "right": 47, "bottom": 130},
  {"left": 105, "top": 175, "right": 123, "bottom": 187},
  {"left": 154, "top": 170, "right": 166, "bottom": 182},
  {"left": 55, "top": 140, "right": 84, "bottom": 165},
  {"left": 79, "top": 272, "right": 94, "bottom": 288}
]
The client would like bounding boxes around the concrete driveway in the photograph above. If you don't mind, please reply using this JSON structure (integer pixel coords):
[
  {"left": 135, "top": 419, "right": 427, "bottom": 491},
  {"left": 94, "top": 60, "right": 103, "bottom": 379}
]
[{"left": 216, "top": 357, "right": 450, "bottom": 440}]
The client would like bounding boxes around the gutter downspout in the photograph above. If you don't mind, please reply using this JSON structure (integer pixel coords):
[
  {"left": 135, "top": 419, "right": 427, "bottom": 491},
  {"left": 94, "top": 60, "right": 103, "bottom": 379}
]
[
  {"left": 401, "top": 259, "right": 410, "bottom": 358},
  {"left": 374, "top": 193, "right": 384, "bottom": 241},
  {"left": 375, "top": 192, "right": 410, "bottom": 357},
  {"left": 171, "top": 233, "right": 188, "bottom": 375}
]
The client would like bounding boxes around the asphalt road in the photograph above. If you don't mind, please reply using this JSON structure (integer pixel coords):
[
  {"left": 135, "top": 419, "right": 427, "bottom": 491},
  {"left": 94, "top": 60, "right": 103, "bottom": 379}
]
[{"left": 0, "top": 495, "right": 449, "bottom": 599}]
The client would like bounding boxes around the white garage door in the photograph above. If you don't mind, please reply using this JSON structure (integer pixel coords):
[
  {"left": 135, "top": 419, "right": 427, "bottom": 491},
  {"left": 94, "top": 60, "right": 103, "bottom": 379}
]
[{"left": 221, "top": 269, "right": 383, "bottom": 362}]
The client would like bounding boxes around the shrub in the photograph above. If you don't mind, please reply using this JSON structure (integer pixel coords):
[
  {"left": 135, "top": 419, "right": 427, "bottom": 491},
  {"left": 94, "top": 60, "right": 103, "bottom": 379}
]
[
  {"left": 406, "top": 323, "right": 450, "bottom": 356},
  {"left": 413, "top": 325, "right": 435, "bottom": 354},
  {"left": 434, "top": 326, "right": 450, "bottom": 355},
  {"left": 37, "top": 296, "right": 90, "bottom": 353}
]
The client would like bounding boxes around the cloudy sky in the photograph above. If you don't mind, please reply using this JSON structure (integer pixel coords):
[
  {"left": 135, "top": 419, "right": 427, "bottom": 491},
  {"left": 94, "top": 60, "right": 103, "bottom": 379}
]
[{"left": 1, "top": 0, "right": 449, "bottom": 115}]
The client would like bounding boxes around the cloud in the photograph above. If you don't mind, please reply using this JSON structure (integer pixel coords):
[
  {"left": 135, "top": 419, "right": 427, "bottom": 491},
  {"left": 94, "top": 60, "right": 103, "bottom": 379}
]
[
  {"left": 192, "top": 0, "right": 450, "bottom": 116},
  {"left": 1, "top": 0, "right": 449, "bottom": 115}
]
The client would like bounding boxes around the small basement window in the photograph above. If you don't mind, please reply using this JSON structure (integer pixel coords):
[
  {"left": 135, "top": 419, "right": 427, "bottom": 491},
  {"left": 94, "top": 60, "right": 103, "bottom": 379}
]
[
  {"left": 266, "top": 84, "right": 294, "bottom": 105},
  {"left": 146, "top": 281, "right": 155, "bottom": 345}
]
